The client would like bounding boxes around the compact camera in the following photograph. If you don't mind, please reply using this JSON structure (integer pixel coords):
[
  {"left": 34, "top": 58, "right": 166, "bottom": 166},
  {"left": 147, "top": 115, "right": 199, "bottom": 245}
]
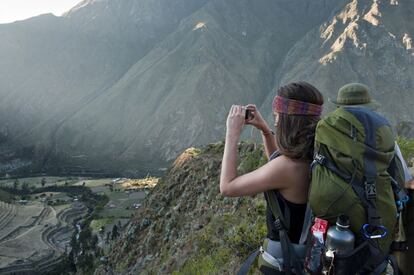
[{"left": 245, "top": 108, "right": 253, "bottom": 120}]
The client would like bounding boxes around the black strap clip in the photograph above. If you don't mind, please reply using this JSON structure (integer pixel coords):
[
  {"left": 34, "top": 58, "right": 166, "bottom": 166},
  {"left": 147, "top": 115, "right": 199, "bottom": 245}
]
[
  {"left": 364, "top": 180, "right": 377, "bottom": 200},
  {"left": 314, "top": 154, "right": 326, "bottom": 165},
  {"left": 274, "top": 218, "right": 286, "bottom": 231}
]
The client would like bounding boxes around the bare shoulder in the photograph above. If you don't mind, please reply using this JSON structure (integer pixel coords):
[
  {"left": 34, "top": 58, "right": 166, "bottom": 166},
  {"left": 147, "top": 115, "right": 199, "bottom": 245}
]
[
  {"left": 268, "top": 155, "right": 308, "bottom": 175},
  {"left": 269, "top": 155, "right": 310, "bottom": 203},
  {"left": 267, "top": 155, "right": 310, "bottom": 187}
]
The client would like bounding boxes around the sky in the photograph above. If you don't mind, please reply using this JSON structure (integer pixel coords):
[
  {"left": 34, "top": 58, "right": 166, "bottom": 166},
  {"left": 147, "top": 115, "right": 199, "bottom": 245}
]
[{"left": 0, "top": 0, "right": 83, "bottom": 24}]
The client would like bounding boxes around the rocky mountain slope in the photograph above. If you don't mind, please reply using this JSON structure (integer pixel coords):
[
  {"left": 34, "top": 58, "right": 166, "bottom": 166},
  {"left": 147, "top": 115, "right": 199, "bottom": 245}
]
[
  {"left": 262, "top": 0, "right": 414, "bottom": 123},
  {"left": 0, "top": 0, "right": 209, "bottom": 174},
  {"left": 94, "top": 142, "right": 268, "bottom": 274},
  {"left": 0, "top": 0, "right": 412, "bottom": 175}
]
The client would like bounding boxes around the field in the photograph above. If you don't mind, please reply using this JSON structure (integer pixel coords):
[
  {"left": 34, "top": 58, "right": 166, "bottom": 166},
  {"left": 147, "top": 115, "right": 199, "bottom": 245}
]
[
  {"left": 74, "top": 178, "right": 152, "bottom": 237},
  {"left": 0, "top": 189, "right": 12, "bottom": 203},
  {"left": 0, "top": 177, "right": 80, "bottom": 189},
  {"left": 0, "top": 176, "right": 157, "bottom": 272}
]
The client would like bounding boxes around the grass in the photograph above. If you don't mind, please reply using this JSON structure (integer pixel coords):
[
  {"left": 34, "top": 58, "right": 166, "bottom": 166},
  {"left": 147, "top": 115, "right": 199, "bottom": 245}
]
[
  {"left": 171, "top": 198, "right": 266, "bottom": 274},
  {"left": 174, "top": 248, "right": 232, "bottom": 275},
  {"left": 0, "top": 189, "right": 13, "bottom": 203},
  {"left": 90, "top": 217, "right": 116, "bottom": 231},
  {"left": 397, "top": 136, "right": 414, "bottom": 166},
  {"left": 73, "top": 179, "right": 113, "bottom": 188},
  {"left": 98, "top": 191, "right": 145, "bottom": 218}
]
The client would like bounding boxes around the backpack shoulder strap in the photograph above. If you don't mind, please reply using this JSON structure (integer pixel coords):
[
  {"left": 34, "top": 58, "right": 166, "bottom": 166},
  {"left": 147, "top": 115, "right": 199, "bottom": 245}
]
[
  {"left": 265, "top": 151, "right": 306, "bottom": 275},
  {"left": 266, "top": 151, "right": 289, "bottom": 230},
  {"left": 268, "top": 150, "right": 313, "bottom": 244},
  {"left": 265, "top": 190, "right": 289, "bottom": 230}
]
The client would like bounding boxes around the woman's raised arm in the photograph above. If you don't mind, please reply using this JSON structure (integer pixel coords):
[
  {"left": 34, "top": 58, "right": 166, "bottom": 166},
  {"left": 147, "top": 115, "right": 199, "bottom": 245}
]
[{"left": 220, "top": 105, "right": 289, "bottom": 197}]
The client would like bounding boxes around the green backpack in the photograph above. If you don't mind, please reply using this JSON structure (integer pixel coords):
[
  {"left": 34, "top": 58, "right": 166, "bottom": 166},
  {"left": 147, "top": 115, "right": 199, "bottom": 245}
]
[{"left": 310, "top": 106, "right": 408, "bottom": 274}]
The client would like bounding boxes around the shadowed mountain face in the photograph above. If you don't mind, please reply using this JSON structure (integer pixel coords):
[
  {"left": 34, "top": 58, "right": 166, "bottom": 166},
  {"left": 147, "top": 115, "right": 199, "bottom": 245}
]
[
  {"left": 0, "top": 0, "right": 412, "bottom": 175},
  {"left": 261, "top": 0, "right": 414, "bottom": 123}
]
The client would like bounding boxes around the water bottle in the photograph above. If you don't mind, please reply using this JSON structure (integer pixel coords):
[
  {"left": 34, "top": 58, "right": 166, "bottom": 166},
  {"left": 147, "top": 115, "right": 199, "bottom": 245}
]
[
  {"left": 305, "top": 218, "right": 328, "bottom": 273},
  {"left": 325, "top": 215, "right": 355, "bottom": 258}
]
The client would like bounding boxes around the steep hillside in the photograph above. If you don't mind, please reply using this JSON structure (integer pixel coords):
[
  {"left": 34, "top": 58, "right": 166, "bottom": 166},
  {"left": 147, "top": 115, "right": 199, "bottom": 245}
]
[
  {"left": 262, "top": 0, "right": 414, "bottom": 123},
  {"left": 64, "top": 0, "right": 350, "bottom": 168},
  {"left": 96, "top": 138, "right": 414, "bottom": 274},
  {"left": 0, "top": 0, "right": 209, "bottom": 174},
  {"left": 95, "top": 142, "right": 268, "bottom": 274}
]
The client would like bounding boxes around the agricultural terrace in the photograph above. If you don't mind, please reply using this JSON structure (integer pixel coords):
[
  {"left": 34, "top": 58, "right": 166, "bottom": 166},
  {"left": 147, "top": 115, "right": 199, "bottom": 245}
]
[
  {"left": 0, "top": 199, "right": 88, "bottom": 274},
  {"left": 0, "top": 176, "right": 158, "bottom": 273}
]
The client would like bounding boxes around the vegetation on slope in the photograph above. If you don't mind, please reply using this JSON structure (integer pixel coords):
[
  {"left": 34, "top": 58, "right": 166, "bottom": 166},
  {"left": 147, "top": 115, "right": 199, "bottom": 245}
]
[
  {"left": 397, "top": 136, "right": 414, "bottom": 166},
  {"left": 97, "top": 141, "right": 268, "bottom": 274}
]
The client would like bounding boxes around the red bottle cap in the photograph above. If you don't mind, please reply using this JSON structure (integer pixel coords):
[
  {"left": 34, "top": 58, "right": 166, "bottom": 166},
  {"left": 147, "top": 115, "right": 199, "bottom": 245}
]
[{"left": 311, "top": 218, "right": 328, "bottom": 234}]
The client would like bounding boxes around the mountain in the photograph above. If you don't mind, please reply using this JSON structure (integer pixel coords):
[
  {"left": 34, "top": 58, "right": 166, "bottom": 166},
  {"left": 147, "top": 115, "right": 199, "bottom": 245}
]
[
  {"left": 0, "top": 0, "right": 209, "bottom": 174},
  {"left": 262, "top": 0, "right": 414, "bottom": 124},
  {"left": 95, "top": 142, "right": 268, "bottom": 273},
  {"left": 0, "top": 0, "right": 412, "bottom": 175}
]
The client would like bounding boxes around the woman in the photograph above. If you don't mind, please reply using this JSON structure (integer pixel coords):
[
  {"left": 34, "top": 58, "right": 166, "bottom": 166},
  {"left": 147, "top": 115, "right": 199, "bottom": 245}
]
[{"left": 220, "top": 82, "right": 323, "bottom": 273}]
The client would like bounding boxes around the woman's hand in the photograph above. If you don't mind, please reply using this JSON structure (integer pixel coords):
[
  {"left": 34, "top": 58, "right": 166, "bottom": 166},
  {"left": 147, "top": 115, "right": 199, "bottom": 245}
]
[
  {"left": 226, "top": 105, "right": 245, "bottom": 139},
  {"left": 244, "top": 104, "right": 270, "bottom": 132}
]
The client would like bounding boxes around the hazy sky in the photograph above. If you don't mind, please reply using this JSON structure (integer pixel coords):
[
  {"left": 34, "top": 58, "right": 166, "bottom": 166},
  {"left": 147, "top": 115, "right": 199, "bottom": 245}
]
[{"left": 0, "top": 0, "right": 83, "bottom": 24}]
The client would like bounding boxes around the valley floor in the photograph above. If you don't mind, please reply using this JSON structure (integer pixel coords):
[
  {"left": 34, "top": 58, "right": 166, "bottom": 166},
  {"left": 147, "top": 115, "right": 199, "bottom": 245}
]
[{"left": 0, "top": 176, "right": 157, "bottom": 274}]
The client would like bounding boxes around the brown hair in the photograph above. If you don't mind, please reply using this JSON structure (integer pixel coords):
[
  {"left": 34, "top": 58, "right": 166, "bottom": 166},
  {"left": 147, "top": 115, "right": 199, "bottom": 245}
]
[{"left": 275, "top": 82, "right": 324, "bottom": 160}]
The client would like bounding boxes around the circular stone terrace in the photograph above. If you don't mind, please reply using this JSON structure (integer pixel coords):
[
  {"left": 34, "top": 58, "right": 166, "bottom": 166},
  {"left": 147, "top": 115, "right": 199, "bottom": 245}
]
[{"left": 0, "top": 200, "right": 88, "bottom": 274}]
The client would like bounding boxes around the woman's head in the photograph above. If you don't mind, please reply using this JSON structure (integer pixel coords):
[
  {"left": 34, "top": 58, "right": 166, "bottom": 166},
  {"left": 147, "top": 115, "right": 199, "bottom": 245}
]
[{"left": 272, "top": 82, "right": 324, "bottom": 160}]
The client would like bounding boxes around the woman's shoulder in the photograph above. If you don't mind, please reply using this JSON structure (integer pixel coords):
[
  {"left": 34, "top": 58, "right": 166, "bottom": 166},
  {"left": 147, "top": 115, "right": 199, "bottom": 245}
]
[
  {"left": 270, "top": 154, "right": 309, "bottom": 170},
  {"left": 267, "top": 155, "right": 310, "bottom": 186}
]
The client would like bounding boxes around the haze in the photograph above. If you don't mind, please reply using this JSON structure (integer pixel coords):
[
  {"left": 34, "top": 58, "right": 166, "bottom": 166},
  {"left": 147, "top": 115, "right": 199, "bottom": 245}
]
[{"left": 0, "top": 0, "right": 82, "bottom": 23}]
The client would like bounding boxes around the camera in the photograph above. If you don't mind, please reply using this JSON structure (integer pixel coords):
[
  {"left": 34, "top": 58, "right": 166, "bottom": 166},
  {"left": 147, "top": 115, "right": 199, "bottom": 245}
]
[{"left": 245, "top": 108, "right": 253, "bottom": 120}]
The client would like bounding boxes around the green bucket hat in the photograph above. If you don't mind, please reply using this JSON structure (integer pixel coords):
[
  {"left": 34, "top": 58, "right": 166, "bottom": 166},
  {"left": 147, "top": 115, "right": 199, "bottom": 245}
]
[{"left": 330, "top": 83, "right": 380, "bottom": 110}]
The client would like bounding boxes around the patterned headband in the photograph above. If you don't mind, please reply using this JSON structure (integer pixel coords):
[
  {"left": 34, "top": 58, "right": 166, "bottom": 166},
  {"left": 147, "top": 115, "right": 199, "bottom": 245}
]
[{"left": 272, "top": 95, "right": 322, "bottom": 116}]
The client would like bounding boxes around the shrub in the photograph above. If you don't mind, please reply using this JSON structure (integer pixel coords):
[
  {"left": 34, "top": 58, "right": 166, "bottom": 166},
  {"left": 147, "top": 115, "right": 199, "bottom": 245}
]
[{"left": 397, "top": 136, "right": 414, "bottom": 166}]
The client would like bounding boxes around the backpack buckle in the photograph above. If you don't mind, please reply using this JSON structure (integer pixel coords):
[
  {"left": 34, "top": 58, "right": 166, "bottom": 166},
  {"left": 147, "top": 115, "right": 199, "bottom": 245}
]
[
  {"left": 273, "top": 218, "right": 286, "bottom": 231},
  {"left": 314, "top": 154, "right": 326, "bottom": 165},
  {"left": 364, "top": 181, "right": 376, "bottom": 199}
]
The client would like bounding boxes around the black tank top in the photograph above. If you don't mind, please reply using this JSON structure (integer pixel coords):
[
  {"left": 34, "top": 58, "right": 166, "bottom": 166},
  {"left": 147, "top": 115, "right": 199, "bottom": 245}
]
[{"left": 265, "top": 191, "right": 307, "bottom": 243}]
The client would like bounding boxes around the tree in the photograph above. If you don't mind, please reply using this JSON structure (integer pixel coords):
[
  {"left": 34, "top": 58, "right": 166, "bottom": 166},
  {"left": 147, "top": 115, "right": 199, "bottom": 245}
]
[
  {"left": 91, "top": 234, "right": 98, "bottom": 250},
  {"left": 111, "top": 224, "right": 119, "bottom": 240},
  {"left": 106, "top": 231, "right": 111, "bottom": 243},
  {"left": 13, "top": 178, "right": 19, "bottom": 190},
  {"left": 70, "top": 234, "right": 80, "bottom": 256},
  {"left": 41, "top": 177, "right": 46, "bottom": 187},
  {"left": 21, "top": 182, "right": 29, "bottom": 193},
  {"left": 79, "top": 227, "right": 92, "bottom": 249}
]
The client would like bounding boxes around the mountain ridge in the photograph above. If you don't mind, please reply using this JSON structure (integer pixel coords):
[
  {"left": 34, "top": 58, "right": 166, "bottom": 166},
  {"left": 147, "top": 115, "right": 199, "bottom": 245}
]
[{"left": 0, "top": 0, "right": 412, "bottom": 176}]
